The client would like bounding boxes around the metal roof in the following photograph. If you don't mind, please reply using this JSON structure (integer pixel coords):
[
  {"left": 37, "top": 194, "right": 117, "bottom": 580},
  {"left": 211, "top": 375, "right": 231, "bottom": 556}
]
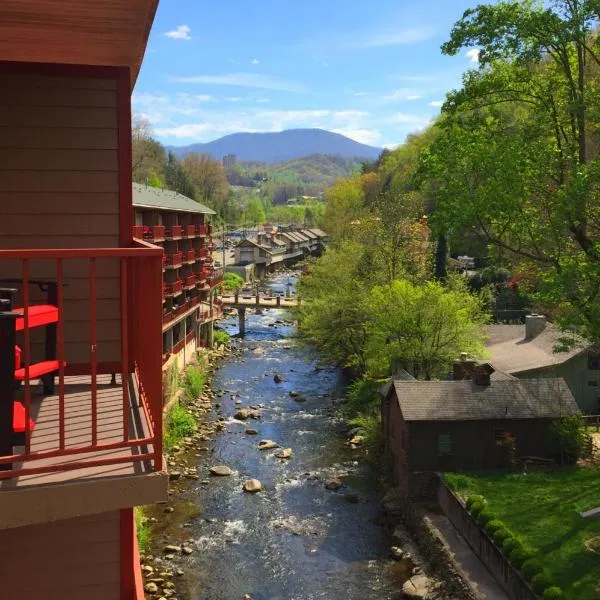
[
  {"left": 132, "top": 183, "right": 215, "bottom": 215},
  {"left": 391, "top": 378, "right": 579, "bottom": 421}
]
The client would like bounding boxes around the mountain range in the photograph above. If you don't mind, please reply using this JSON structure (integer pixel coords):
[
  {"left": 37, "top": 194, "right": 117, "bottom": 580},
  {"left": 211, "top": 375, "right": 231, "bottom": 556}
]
[{"left": 168, "top": 128, "right": 382, "bottom": 163}]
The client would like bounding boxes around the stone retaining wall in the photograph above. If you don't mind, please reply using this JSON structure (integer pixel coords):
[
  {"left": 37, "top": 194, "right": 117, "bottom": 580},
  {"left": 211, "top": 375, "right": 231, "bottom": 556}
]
[{"left": 436, "top": 481, "right": 538, "bottom": 600}]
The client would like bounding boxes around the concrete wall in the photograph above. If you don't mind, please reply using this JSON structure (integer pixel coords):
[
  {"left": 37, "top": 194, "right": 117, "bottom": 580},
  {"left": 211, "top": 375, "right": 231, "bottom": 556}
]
[{"left": 437, "top": 481, "right": 538, "bottom": 600}]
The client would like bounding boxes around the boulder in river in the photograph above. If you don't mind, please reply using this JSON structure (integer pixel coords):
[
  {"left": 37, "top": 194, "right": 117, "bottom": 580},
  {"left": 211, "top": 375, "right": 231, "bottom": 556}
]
[
  {"left": 273, "top": 374, "right": 284, "bottom": 383},
  {"left": 243, "top": 479, "right": 262, "bottom": 493},
  {"left": 402, "top": 574, "right": 432, "bottom": 599},
  {"left": 234, "top": 409, "right": 250, "bottom": 420},
  {"left": 258, "top": 440, "right": 279, "bottom": 450},
  {"left": 209, "top": 465, "right": 233, "bottom": 476},
  {"left": 245, "top": 428, "right": 259, "bottom": 435},
  {"left": 324, "top": 478, "right": 343, "bottom": 491},
  {"left": 390, "top": 546, "right": 404, "bottom": 560},
  {"left": 276, "top": 448, "right": 293, "bottom": 459},
  {"left": 289, "top": 390, "right": 300, "bottom": 397}
]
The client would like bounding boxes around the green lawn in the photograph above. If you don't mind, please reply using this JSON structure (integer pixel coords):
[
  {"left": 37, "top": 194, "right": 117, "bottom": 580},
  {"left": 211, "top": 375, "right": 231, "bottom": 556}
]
[{"left": 445, "top": 468, "right": 600, "bottom": 599}]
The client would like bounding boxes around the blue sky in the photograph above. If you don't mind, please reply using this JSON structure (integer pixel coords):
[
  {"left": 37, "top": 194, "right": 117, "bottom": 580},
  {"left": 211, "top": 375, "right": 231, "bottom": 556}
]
[{"left": 134, "top": 0, "right": 481, "bottom": 149}]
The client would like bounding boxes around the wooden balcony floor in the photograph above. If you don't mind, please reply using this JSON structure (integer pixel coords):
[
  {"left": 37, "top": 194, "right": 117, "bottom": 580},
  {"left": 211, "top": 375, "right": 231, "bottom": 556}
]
[{"left": 0, "top": 374, "right": 155, "bottom": 491}]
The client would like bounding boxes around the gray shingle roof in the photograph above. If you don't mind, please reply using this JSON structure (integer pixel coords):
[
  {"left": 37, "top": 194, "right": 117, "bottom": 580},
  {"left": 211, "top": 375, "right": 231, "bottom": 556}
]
[
  {"left": 485, "top": 324, "right": 587, "bottom": 373},
  {"left": 132, "top": 183, "right": 216, "bottom": 215},
  {"left": 392, "top": 378, "right": 579, "bottom": 421}
]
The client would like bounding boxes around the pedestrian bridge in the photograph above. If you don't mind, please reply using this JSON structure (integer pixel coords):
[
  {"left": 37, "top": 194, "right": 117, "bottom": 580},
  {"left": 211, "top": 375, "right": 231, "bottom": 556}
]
[{"left": 222, "top": 294, "right": 299, "bottom": 309}]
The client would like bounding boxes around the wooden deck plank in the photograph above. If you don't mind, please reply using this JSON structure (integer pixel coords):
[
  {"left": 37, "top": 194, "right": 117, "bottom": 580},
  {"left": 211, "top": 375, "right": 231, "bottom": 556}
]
[{"left": 0, "top": 374, "right": 154, "bottom": 490}]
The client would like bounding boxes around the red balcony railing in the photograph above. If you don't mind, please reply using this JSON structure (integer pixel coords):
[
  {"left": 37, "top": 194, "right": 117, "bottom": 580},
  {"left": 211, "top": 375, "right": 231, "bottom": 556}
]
[
  {"left": 196, "top": 247, "right": 208, "bottom": 260},
  {"left": 210, "top": 269, "right": 224, "bottom": 288},
  {"left": 165, "top": 252, "right": 182, "bottom": 269},
  {"left": 197, "top": 224, "right": 208, "bottom": 236},
  {"left": 207, "top": 224, "right": 213, "bottom": 235},
  {"left": 132, "top": 225, "right": 147, "bottom": 239},
  {"left": 0, "top": 241, "right": 164, "bottom": 481},
  {"left": 165, "top": 225, "right": 183, "bottom": 239},
  {"left": 162, "top": 309, "right": 174, "bottom": 325},
  {"left": 184, "top": 249, "right": 196, "bottom": 264},
  {"left": 165, "top": 280, "right": 183, "bottom": 296},
  {"left": 149, "top": 225, "right": 165, "bottom": 241},
  {"left": 183, "top": 274, "right": 197, "bottom": 289},
  {"left": 185, "top": 330, "right": 195, "bottom": 345},
  {"left": 185, "top": 225, "right": 196, "bottom": 238},
  {"left": 197, "top": 268, "right": 210, "bottom": 282},
  {"left": 172, "top": 338, "right": 185, "bottom": 355}
]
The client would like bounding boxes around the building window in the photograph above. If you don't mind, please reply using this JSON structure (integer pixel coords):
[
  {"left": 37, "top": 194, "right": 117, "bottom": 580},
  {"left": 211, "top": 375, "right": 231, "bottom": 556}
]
[
  {"left": 589, "top": 354, "right": 600, "bottom": 370},
  {"left": 438, "top": 434, "right": 452, "bottom": 455}
]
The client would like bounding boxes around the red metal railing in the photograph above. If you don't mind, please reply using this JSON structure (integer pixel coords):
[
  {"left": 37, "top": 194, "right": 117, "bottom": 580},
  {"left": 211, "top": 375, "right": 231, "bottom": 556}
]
[
  {"left": 185, "top": 330, "right": 195, "bottom": 345},
  {"left": 165, "top": 252, "right": 182, "bottom": 268},
  {"left": 165, "top": 280, "right": 183, "bottom": 296},
  {"left": 132, "top": 225, "right": 147, "bottom": 239},
  {"left": 150, "top": 225, "right": 165, "bottom": 241},
  {"left": 185, "top": 225, "right": 196, "bottom": 238},
  {"left": 184, "top": 274, "right": 197, "bottom": 288},
  {"left": 184, "top": 249, "right": 196, "bottom": 263},
  {"left": 165, "top": 225, "right": 183, "bottom": 239},
  {"left": 0, "top": 242, "right": 164, "bottom": 479},
  {"left": 172, "top": 338, "right": 185, "bottom": 355},
  {"left": 196, "top": 247, "right": 208, "bottom": 260},
  {"left": 162, "top": 309, "right": 174, "bottom": 325},
  {"left": 210, "top": 271, "right": 224, "bottom": 288},
  {"left": 197, "top": 224, "right": 208, "bottom": 236}
]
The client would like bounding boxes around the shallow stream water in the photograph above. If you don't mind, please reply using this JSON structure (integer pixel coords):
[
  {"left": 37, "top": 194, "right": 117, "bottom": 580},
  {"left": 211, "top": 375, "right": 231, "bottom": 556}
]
[{"left": 157, "top": 272, "right": 406, "bottom": 600}]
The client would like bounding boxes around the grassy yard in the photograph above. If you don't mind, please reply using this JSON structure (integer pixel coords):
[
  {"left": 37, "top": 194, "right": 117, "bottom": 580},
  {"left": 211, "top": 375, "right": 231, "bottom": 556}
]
[{"left": 445, "top": 468, "right": 600, "bottom": 599}]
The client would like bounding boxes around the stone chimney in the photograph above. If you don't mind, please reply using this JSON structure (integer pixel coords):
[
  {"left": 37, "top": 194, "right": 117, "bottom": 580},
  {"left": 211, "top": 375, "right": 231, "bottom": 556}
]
[
  {"left": 473, "top": 363, "right": 493, "bottom": 386},
  {"left": 525, "top": 314, "right": 547, "bottom": 340},
  {"left": 453, "top": 353, "right": 476, "bottom": 380}
]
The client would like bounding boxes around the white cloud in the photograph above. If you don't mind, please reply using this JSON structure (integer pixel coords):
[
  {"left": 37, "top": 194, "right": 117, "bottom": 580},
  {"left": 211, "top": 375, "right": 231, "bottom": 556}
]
[
  {"left": 332, "top": 128, "right": 382, "bottom": 145},
  {"left": 466, "top": 48, "right": 480, "bottom": 63},
  {"left": 165, "top": 25, "right": 191, "bottom": 40},
  {"left": 383, "top": 88, "right": 423, "bottom": 102},
  {"left": 360, "top": 26, "right": 436, "bottom": 48},
  {"left": 251, "top": 58, "right": 260, "bottom": 65},
  {"left": 226, "top": 97, "right": 242, "bottom": 102},
  {"left": 256, "top": 98, "right": 269, "bottom": 104},
  {"left": 429, "top": 100, "right": 444, "bottom": 107},
  {"left": 387, "top": 113, "right": 431, "bottom": 130},
  {"left": 170, "top": 72, "right": 307, "bottom": 93}
]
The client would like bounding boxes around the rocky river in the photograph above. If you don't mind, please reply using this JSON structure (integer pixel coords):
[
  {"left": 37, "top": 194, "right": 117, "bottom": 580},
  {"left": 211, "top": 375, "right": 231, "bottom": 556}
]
[{"left": 145, "top": 272, "right": 415, "bottom": 600}]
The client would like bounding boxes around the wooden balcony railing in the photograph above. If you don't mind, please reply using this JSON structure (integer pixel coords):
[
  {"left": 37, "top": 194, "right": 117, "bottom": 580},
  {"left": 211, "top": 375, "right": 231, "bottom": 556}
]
[
  {"left": 184, "top": 249, "right": 196, "bottom": 264},
  {"left": 0, "top": 241, "right": 164, "bottom": 481},
  {"left": 132, "top": 225, "right": 165, "bottom": 242},
  {"left": 185, "top": 330, "right": 195, "bottom": 345},
  {"left": 197, "top": 224, "right": 208, "bottom": 236},
  {"left": 196, "top": 247, "right": 208, "bottom": 260},
  {"left": 165, "top": 225, "right": 183, "bottom": 240},
  {"left": 165, "top": 280, "right": 183, "bottom": 296},
  {"left": 132, "top": 225, "right": 147, "bottom": 239},
  {"left": 165, "top": 252, "right": 182, "bottom": 269},
  {"left": 172, "top": 338, "right": 185, "bottom": 355},
  {"left": 183, "top": 274, "right": 197, "bottom": 289},
  {"left": 210, "top": 270, "right": 224, "bottom": 288},
  {"left": 185, "top": 225, "right": 196, "bottom": 238}
]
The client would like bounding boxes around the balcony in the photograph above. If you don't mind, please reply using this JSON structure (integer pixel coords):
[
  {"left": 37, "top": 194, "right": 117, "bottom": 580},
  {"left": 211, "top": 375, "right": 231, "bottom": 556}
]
[
  {"left": 183, "top": 274, "right": 197, "bottom": 289},
  {"left": 165, "top": 252, "right": 183, "bottom": 269},
  {"left": 132, "top": 225, "right": 165, "bottom": 243},
  {"left": 196, "top": 247, "right": 208, "bottom": 260},
  {"left": 162, "top": 296, "right": 200, "bottom": 329},
  {"left": 165, "top": 225, "right": 183, "bottom": 240},
  {"left": 165, "top": 280, "right": 183, "bottom": 297},
  {"left": 210, "top": 268, "right": 224, "bottom": 288},
  {"left": 184, "top": 225, "right": 196, "bottom": 238},
  {"left": 0, "top": 242, "right": 167, "bottom": 525},
  {"left": 184, "top": 249, "right": 196, "bottom": 264},
  {"left": 197, "top": 224, "right": 208, "bottom": 236}
]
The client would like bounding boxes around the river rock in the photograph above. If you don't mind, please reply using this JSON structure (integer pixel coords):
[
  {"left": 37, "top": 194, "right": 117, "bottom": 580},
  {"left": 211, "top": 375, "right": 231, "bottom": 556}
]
[
  {"left": 243, "top": 595, "right": 253, "bottom": 600},
  {"left": 169, "top": 471, "right": 181, "bottom": 481},
  {"left": 245, "top": 428, "right": 259, "bottom": 435},
  {"left": 258, "top": 440, "right": 279, "bottom": 450},
  {"left": 144, "top": 582, "right": 159, "bottom": 593},
  {"left": 210, "top": 465, "right": 233, "bottom": 476},
  {"left": 324, "top": 478, "right": 343, "bottom": 491},
  {"left": 163, "top": 545, "right": 181, "bottom": 554},
  {"left": 243, "top": 479, "right": 262, "bottom": 493},
  {"left": 292, "top": 394, "right": 306, "bottom": 402},
  {"left": 249, "top": 410, "right": 261, "bottom": 419},
  {"left": 182, "top": 545, "right": 194, "bottom": 555},
  {"left": 164, "top": 506, "right": 175, "bottom": 513},
  {"left": 234, "top": 409, "right": 250, "bottom": 420},
  {"left": 289, "top": 390, "right": 300, "bottom": 397},
  {"left": 402, "top": 574, "right": 431, "bottom": 599},
  {"left": 273, "top": 374, "right": 284, "bottom": 383},
  {"left": 276, "top": 448, "right": 293, "bottom": 459},
  {"left": 390, "top": 546, "right": 404, "bottom": 560}
]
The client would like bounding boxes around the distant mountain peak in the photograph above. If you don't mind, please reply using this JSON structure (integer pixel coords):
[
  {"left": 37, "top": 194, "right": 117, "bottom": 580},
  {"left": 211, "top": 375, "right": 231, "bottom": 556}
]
[{"left": 167, "top": 128, "right": 382, "bottom": 163}]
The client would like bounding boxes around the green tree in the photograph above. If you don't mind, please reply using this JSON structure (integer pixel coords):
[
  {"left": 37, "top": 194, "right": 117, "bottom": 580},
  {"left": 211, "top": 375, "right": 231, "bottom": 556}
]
[
  {"left": 164, "top": 151, "right": 196, "bottom": 199},
  {"left": 364, "top": 277, "right": 488, "bottom": 379},
  {"left": 132, "top": 115, "right": 166, "bottom": 184},
  {"left": 181, "top": 153, "right": 230, "bottom": 215}
]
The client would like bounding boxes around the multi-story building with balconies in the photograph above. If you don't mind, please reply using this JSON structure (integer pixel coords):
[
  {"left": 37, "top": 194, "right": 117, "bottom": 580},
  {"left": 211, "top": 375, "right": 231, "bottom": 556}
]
[{"left": 132, "top": 184, "right": 224, "bottom": 369}]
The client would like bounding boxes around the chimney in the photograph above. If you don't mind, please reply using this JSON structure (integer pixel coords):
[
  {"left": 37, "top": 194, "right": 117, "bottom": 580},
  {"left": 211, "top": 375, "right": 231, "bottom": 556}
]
[
  {"left": 525, "top": 314, "right": 546, "bottom": 339},
  {"left": 453, "top": 353, "right": 476, "bottom": 380},
  {"left": 473, "top": 363, "right": 493, "bottom": 386}
]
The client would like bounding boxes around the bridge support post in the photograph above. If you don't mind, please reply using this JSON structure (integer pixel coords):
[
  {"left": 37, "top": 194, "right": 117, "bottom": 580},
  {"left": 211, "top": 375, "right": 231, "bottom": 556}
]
[
  {"left": 238, "top": 307, "right": 246, "bottom": 337},
  {"left": 207, "top": 320, "right": 214, "bottom": 348},
  {"left": 276, "top": 296, "right": 281, "bottom": 307}
]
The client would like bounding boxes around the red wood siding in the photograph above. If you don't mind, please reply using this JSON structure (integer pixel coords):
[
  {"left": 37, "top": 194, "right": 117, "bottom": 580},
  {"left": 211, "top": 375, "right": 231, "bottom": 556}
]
[{"left": 0, "top": 511, "right": 120, "bottom": 599}]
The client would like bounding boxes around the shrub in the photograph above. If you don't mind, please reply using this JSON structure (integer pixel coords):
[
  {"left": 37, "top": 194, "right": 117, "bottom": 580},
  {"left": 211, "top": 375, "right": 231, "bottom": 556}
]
[
  {"left": 485, "top": 519, "right": 505, "bottom": 536},
  {"left": 521, "top": 558, "right": 544, "bottom": 581},
  {"left": 466, "top": 495, "right": 485, "bottom": 510},
  {"left": 531, "top": 573, "right": 553, "bottom": 595},
  {"left": 477, "top": 508, "right": 494, "bottom": 526},
  {"left": 223, "top": 272, "right": 244, "bottom": 291},
  {"left": 553, "top": 414, "right": 593, "bottom": 464},
  {"left": 502, "top": 537, "right": 521, "bottom": 555},
  {"left": 446, "top": 473, "right": 471, "bottom": 491},
  {"left": 164, "top": 402, "right": 196, "bottom": 452},
  {"left": 493, "top": 527, "right": 512, "bottom": 545},
  {"left": 184, "top": 366, "right": 206, "bottom": 400},
  {"left": 509, "top": 547, "right": 534, "bottom": 569},
  {"left": 543, "top": 587, "right": 566, "bottom": 600},
  {"left": 469, "top": 501, "right": 485, "bottom": 517}
]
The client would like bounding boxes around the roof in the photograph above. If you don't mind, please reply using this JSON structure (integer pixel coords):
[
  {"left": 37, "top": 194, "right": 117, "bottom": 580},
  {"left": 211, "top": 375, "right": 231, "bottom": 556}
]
[
  {"left": 309, "top": 228, "right": 328, "bottom": 238},
  {"left": 301, "top": 229, "right": 318, "bottom": 239},
  {"left": 270, "top": 238, "right": 286, "bottom": 247},
  {"left": 279, "top": 232, "right": 298, "bottom": 243},
  {"left": 485, "top": 324, "right": 588, "bottom": 374},
  {"left": 236, "top": 238, "right": 271, "bottom": 252},
  {"left": 133, "top": 184, "right": 215, "bottom": 215},
  {"left": 391, "top": 378, "right": 579, "bottom": 421}
]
